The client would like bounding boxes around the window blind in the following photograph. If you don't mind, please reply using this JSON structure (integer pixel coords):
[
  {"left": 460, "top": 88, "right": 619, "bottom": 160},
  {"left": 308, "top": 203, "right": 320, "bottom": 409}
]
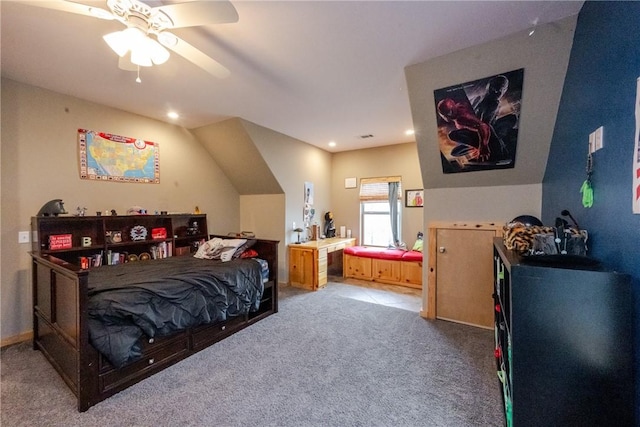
[{"left": 359, "top": 176, "right": 402, "bottom": 201}]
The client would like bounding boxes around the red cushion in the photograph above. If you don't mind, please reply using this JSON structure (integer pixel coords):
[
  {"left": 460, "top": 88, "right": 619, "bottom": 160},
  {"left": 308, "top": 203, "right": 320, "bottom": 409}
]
[
  {"left": 401, "top": 251, "right": 423, "bottom": 262},
  {"left": 344, "top": 246, "right": 405, "bottom": 260},
  {"left": 240, "top": 249, "right": 258, "bottom": 258}
]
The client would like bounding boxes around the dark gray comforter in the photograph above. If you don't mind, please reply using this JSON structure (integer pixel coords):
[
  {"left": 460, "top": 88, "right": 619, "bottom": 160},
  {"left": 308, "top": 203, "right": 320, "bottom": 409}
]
[{"left": 87, "top": 256, "right": 264, "bottom": 368}]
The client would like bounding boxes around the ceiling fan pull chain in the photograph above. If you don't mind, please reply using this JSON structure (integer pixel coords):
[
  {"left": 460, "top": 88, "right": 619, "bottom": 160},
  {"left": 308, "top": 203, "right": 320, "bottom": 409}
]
[{"left": 136, "top": 66, "right": 142, "bottom": 83}]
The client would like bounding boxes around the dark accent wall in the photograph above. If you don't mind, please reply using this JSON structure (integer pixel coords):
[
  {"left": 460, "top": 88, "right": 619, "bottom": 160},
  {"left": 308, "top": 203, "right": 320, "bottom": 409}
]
[{"left": 542, "top": 1, "right": 640, "bottom": 420}]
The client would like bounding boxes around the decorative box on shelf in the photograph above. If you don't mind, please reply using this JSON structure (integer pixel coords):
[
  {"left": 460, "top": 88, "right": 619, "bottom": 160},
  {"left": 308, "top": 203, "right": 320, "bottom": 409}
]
[
  {"left": 151, "top": 227, "right": 167, "bottom": 239},
  {"left": 175, "top": 246, "right": 191, "bottom": 257}
]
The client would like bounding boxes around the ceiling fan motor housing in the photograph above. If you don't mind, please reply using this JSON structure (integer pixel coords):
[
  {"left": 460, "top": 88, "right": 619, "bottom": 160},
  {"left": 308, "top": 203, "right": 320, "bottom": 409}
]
[{"left": 107, "top": 0, "right": 174, "bottom": 34}]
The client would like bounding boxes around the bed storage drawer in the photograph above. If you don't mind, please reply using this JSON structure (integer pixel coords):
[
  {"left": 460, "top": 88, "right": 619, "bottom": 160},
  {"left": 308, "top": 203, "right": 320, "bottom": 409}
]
[
  {"left": 138, "top": 331, "right": 188, "bottom": 352},
  {"left": 98, "top": 331, "right": 189, "bottom": 373},
  {"left": 99, "top": 335, "right": 189, "bottom": 392},
  {"left": 191, "top": 316, "right": 245, "bottom": 350}
]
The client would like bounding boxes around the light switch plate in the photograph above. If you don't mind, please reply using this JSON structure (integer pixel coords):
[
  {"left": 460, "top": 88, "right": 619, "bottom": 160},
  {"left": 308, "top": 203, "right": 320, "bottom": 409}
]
[
  {"left": 18, "top": 231, "right": 30, "bottom": 243},
  {"left": 588, "top": 131, "right": 595, "bottom": 154},
  {"left": 594, "top": 126, "right": 604, "bottom": 151}
]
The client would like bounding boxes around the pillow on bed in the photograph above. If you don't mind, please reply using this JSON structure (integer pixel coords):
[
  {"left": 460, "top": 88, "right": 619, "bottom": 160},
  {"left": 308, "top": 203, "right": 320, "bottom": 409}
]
[
  {"left": 232, "top": 239, "right": 257, "bottom": 259},
  {"left": 219, "top": 239, "right": 248, "bottom": 261},
  {"left": 194, "top": 238, "right": 247, "bottom": 262},
  {"left": 240, "top": 249, "right": 259, "bottom": 259}
]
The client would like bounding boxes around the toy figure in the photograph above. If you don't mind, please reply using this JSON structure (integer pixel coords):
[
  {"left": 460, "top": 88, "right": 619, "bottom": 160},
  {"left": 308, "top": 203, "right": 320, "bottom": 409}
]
[
  {"left": 37, "top": 199, "right": 67, "bottom": 217},
  {"left": 324, "top": 211, "right": 336, "bottom": 238}
]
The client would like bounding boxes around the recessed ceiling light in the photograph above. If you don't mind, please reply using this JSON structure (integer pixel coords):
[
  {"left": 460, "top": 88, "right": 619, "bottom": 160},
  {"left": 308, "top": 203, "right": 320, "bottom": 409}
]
[
  {"left": 167, "top": 111, "right": 179, "bottom": 119},
  {"left": 405, "top": 129, "right": 415, "bottom": 136},
  {"left": 328, "top": 141, "right": 336, "bottom": 147}
]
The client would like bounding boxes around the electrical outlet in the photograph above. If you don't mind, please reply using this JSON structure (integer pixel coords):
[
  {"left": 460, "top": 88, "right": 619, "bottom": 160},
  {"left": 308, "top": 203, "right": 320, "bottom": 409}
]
[{"left": 18, "top": 231, "right": 30, "bottom": 244}]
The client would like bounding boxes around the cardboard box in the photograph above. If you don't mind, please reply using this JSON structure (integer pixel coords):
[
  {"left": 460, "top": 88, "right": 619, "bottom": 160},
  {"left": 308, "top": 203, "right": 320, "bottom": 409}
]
[{"left": 175, "top": 246, "right": 191, "bottom": 257}]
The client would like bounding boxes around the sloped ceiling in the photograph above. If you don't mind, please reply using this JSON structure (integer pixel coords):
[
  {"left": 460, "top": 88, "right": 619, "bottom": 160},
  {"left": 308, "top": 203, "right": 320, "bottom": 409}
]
[
  {"left": 1, "top": 1, "right": 583, "bottom": 153},
  {"left": 192, "top": 118, "right": 282, "bottom": 195}
]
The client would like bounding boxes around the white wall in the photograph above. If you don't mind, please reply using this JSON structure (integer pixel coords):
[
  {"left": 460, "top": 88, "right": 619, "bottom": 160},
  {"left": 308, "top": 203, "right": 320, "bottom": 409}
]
[
  {"left": 331, "top": 143, "right": 423, "bottom": 245},
  {"left": 240, "top": 194, "right": 286, "bottom": 279},
  {"left": 424, "top": 184, "right": 542, "bottom": 224},
  {"left": 0, "top": 78, "right": 240, "bottom": 342},
  {"left": 241, "top": 120, "right": 333, "bottom": 283}
]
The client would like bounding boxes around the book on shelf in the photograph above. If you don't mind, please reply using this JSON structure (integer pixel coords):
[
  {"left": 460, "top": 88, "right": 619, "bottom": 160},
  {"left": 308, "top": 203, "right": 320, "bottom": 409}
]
[
  {"left": 91, "top": 252, "right": 103, "bottom": 267},
  {"left": 106, "top": 250, "right": 122, "bottom": 265},
  {"left": 150, "top": 242, "right": 169, "bottom": 259}
]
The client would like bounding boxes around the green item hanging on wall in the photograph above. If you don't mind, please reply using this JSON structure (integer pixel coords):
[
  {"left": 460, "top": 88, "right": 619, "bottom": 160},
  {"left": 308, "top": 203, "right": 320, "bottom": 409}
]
[
  {"left": 581, "top": 153, "right": 594, "bottom": 208},
  {"left": 581, "top": 180, "right": 593, "bottom": 208}
]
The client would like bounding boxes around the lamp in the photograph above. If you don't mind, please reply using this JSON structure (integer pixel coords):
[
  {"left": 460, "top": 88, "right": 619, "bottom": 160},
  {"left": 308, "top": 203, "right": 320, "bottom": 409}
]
[
  {"left": 103, "top": 27, "right": 170, "bottom": 67},
  {"left": 293, "top": 227, "right": 304, "bottom": 244}
]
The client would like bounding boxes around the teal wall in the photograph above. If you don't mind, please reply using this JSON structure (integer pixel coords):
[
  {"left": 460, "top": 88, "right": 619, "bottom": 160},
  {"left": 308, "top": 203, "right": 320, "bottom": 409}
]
[{"left": 542, "top": 1, "right": 640, "bottom": 420}]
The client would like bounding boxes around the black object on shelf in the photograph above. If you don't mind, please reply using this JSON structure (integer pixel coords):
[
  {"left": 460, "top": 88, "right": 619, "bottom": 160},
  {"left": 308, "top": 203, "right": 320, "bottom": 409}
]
[{"left": 520, "top": 253, "right": 600, "bottom": 267}]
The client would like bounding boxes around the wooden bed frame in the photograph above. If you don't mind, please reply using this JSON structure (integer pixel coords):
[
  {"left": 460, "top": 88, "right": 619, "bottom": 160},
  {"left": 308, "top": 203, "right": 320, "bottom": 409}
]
[{"left": 30, "top": 238, "right": 279, "bottom": 412}]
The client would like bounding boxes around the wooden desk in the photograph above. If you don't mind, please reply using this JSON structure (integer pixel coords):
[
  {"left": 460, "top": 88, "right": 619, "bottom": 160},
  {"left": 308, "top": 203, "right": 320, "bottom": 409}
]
[{"left": 288, "top": 237, "right": 356, "bottom": 291}]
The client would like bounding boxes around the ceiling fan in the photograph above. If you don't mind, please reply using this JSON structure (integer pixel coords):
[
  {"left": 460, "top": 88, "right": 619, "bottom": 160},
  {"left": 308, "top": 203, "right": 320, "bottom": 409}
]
[{"left": 15, "top": 0, "right": 238, "bottom": 79}]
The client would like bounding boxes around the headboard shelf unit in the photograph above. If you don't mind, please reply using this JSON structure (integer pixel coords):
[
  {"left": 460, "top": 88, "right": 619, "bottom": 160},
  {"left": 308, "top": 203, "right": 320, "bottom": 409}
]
[{"left": 32, "top": 214, "right": 209, "bottom": 265}]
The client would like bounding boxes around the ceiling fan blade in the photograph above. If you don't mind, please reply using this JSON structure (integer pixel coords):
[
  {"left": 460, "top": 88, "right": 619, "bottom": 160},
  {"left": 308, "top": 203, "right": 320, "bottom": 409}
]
[
  {"left": 163, "top": 33, "right": 230, "bottom": 79},
  {"left": 154, "top": 1, "right": 239, "bottom": 28},
  {"left": 10, "top": 0, "right": 113, "bottom": 20}
]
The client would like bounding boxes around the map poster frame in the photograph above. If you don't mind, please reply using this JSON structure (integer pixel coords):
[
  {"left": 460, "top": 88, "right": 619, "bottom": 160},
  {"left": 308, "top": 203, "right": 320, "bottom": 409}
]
[{"left": 78, "top": 129, "right": 160, "bottom": 184}]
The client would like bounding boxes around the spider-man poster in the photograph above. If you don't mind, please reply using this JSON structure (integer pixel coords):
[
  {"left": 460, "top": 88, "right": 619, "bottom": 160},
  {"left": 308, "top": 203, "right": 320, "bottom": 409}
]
[{"left": 433, "top": 69, "right": 523, "bottom": 173}]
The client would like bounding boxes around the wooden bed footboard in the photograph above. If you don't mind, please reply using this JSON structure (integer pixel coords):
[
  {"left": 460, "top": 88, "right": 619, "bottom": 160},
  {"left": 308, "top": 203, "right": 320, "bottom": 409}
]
[{"left": 31, "top": 238, "right": 279, "bottom": 412}]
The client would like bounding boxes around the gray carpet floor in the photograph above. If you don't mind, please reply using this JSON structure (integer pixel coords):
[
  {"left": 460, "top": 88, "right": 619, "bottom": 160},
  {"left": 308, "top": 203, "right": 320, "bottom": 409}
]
[{"left": 1, "top": 284, "right": 503, "bottom": 426}]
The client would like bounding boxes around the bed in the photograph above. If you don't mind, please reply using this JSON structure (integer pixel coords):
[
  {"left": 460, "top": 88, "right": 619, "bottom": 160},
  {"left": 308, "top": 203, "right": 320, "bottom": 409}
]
[{"left": 30, "top": 237, "right": 279, "bottom": 412}]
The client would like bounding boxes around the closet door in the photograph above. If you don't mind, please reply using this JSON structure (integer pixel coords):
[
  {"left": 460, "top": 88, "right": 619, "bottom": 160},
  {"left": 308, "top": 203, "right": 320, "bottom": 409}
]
[{"left": 434, "top": 227, "right": 496, "bottom": 328}]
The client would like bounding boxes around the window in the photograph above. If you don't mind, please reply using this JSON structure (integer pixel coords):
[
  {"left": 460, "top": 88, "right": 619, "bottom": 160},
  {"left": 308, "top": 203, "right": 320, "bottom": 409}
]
[{"left": 359, "top": 177, "right": 401, "bottom": 247}]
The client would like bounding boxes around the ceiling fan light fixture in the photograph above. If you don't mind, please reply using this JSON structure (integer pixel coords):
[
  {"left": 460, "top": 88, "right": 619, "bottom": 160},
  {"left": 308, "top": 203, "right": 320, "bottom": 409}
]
[
  {"left": 103, "top": 30, "right": 130, "bottom": 57},
  {"left": 129, "top": 39, "right": 169, "bottom": 67},
  {"left": 120, "top": 28, "right": 169, "bottom": 65},
  {"left": 131, "top": 48, "right": 153, "bottom": 67},
  {"left": 105, "top": 28, "right": 170, "bottom": 67},
  {"left": 146, "top": 37, "right": 170, "bottom": 65}
]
